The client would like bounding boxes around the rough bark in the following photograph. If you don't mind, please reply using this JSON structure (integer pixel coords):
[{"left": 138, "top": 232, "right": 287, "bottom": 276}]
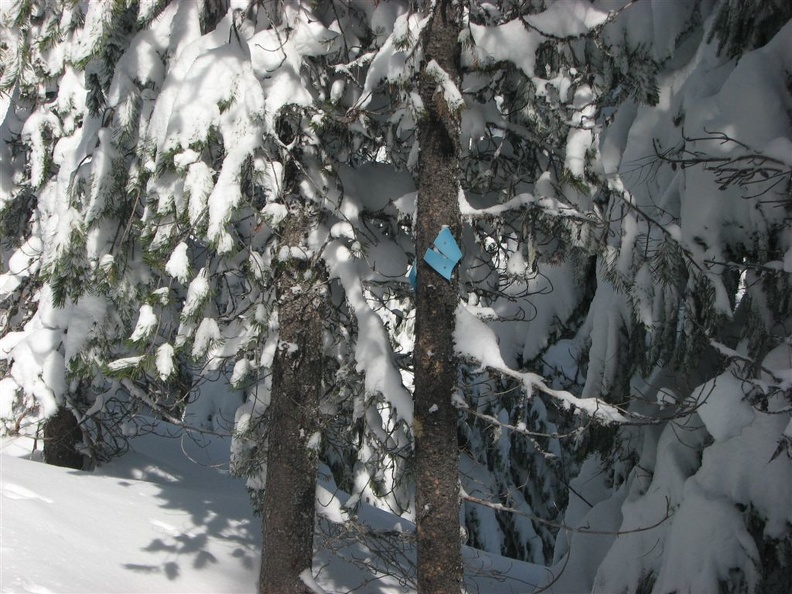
[
  {"left": 259, "top": 207, "right": 324, "bottom": 594},
  {"left": 414, "top": 2, "right": 464, "bottom": 592},
  {"left": 43, "top": 406, "right": 83, "bottom": 469}
]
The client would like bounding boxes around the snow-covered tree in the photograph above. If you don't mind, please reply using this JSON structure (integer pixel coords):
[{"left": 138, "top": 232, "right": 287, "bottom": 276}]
[
  {"left": 2, "top": 0, "right": 419, "bottom": 589},
  {"left": 0, "top": 0, "right": 154, "bottom": 466},
  {"left": 541, "top": 2, "right": 792, "bottom": 592}
]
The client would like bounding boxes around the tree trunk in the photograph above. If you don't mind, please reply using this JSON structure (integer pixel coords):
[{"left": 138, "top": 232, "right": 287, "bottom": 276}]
[
  {"left": 414, "top": 2, "right": 463, "bottom": 592},
  {"left": 259, "top": 207, "right": 324, "bottom": 594},
  {"left": 43, "top": 406, "right": 83, "bottom": 469}
]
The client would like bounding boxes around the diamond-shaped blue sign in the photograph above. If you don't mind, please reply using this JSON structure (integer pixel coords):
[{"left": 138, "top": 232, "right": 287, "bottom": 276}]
[{"left": 423, "top": 227, "right": 462, "bottom": 281}]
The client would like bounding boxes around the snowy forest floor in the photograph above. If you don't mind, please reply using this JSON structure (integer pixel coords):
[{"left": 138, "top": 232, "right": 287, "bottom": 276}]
[{"left": 1, "top": 420, "right": 546, "bottom": 593}]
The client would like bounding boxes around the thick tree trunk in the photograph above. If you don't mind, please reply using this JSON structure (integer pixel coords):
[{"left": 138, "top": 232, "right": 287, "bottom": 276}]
[
  {"left": 414, "top": 2, "right": 464, "bottom": 592},
  {"left": 43, "top": 406, "right": 83, "bottom": 469},
  {"left": 259, "top": 208, "right": 324, "bottom": 594}
]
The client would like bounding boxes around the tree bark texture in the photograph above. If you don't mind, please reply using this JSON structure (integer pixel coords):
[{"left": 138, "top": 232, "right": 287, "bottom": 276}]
[
  {"left": 414, "top": 2, "right": 464, "bottom": 593},
  {"left": 259, "top": 208, "right": 324, "bottom": 594},
  {"left": 43, "top": 406, "right": 83, "bottom": 469}
]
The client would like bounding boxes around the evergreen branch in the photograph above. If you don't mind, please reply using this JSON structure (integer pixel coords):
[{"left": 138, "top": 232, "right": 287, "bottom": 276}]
[
  {"left": 461, "top": 493, "right": 673, "bottom": 537},
  {"left": 606, "top": 184, "right": 703, "bottom": 273},
  {"left": 119, "top": 378, "right": 232, "bottom": 439},
  {"left": 703, "top": 259, "right": 787, "bottom": 276},
  {"left": 653, "top": 133, "right": 792, "bottom": 194},
  {"left": 455, "top": 355, "right": 657, "bottom": 426},
  {"left": 710, "top": 340, "right": 786, "bottom": 389},
  {"left": 459, "top": 190, "right": 600, "bottom": 226},
  {"left": 519, "top": 0, "right": 640, "bottom": 42},
  {"left": 460, "top": 405, "right": 587, "bottom": 442}
]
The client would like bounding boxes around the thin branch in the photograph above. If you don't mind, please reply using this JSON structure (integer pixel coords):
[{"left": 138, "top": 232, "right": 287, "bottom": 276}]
[
  {"left": 462, "top": 493, "right": 673, "bottom": 537},
  {"left": 461, "top": 405, "right": 587, "bottom": 441}
]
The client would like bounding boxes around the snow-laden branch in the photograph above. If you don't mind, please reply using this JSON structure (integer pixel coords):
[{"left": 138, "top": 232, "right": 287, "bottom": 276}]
[
  {"left": 521, "top": 0, "right": 610, "bottom": 39},
  {"left": 469, "top": 0, "right": 636, "bottom": 79},
  {"left": 459, "top": 189, "right": 599, "bottom": 225},
  {"left": 119, "top": 379, "right": 232, "bottom": 439},
  {"left": 454, "top": 303, "right": 644, "bottom": 425},
  {"left": 323, "top": 240, "right": 413, "bottom": 425}
]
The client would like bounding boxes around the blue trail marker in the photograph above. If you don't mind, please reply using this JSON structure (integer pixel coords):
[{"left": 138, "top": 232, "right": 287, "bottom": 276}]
[
  {"left": 408, "top": 261, "right": 417, "bottom": 290},
  {"left": 423, "top": 227, "right": 462, "bottom": 281}
]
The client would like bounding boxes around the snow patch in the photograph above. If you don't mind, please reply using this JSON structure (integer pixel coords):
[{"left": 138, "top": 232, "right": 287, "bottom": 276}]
[{"left": 693, "top": 372, "right": 755, "bottom": 442}]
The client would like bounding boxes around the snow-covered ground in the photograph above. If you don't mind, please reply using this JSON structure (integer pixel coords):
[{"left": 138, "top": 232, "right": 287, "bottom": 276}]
[
  {"left": 2, "top": 426, "right": 260, "bottom": 594},
  {"left": 1, "top": 421, "right": 546, "bottom": 593}
]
